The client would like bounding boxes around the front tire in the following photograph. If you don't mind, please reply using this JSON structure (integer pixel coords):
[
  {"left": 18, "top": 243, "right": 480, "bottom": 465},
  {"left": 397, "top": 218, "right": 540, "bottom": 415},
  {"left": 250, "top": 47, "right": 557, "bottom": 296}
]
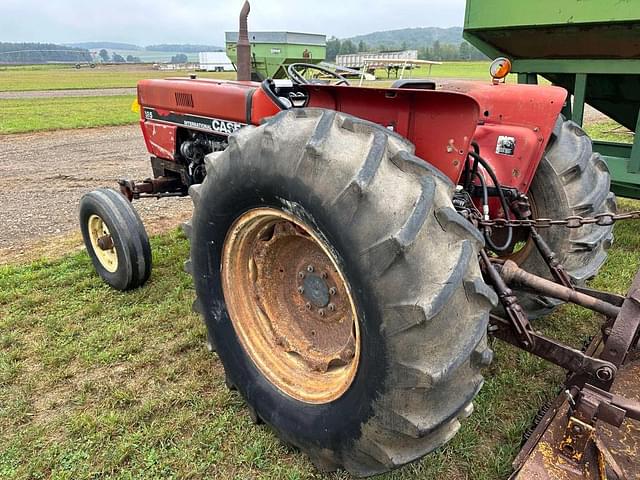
[
  {"left": 80, "top": 188, "right": 152, "bottom": 291},
  {"left": 185, "top": 109, "right": 497, "bottom": 476}
]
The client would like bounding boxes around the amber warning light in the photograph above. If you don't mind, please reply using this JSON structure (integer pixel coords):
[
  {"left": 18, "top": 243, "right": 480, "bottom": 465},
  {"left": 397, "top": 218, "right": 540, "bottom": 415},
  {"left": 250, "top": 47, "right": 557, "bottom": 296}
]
[{"left": 490, "top": 57, "right": 512, "bottom": 83}]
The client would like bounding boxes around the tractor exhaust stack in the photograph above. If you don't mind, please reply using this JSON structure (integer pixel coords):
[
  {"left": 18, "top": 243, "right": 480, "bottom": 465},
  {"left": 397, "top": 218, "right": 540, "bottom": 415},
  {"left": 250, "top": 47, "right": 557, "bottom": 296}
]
[{"left": 237, "top": 1, "right": 251, "bottom": 81}]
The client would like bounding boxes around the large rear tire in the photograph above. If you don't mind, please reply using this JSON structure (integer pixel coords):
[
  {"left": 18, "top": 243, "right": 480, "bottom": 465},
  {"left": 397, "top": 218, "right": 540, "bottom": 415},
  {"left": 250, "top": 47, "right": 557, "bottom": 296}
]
[
  {"left": 506, "top": 118, "right": 616, "bottom": 318},
  {"left": 184, "top": 109, "right": 497, "bottom": 476}
]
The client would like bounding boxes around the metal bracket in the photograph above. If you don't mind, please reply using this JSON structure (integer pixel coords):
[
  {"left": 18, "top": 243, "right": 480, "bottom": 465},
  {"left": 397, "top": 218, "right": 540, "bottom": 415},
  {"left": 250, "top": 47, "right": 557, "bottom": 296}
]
[
  {"left": 481, "top": 251, "right": 535, "bottom": 348},
  {"left": 117, "top": 177, "right": 184, "bottom": 201},
  {"left": 490, "top": 315, "right": 618, "bottom": 383},
  {"left": 510, "top": 194, "right": 574, "bottom": 289},
  {"left": 559, "top": 416, "right": 594, "bottom": 463}
]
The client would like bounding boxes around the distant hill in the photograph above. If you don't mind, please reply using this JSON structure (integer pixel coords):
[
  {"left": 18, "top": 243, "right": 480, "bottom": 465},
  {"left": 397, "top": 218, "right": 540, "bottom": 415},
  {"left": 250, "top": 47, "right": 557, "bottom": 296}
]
[
  {"left": 67, "top": 42, "right": 142, "bottom": 50},
  {"left": 0, "top": 42, "right": 91, "bottom": 64},
  {"left": 346, "top": 27, "right": 464, "bottom": 50},
  {"left": 145, "top": 44, "right": 223, "bottom": 53}
]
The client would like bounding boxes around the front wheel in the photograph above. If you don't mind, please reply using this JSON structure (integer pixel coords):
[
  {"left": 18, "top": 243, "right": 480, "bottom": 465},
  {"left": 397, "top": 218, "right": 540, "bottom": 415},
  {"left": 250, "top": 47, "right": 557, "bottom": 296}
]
[
  {"left": 80, "top": 188, "right": 152, "bottom": 291},
  {"left": 185, "top": 109, "right": 497, "bottom": 476}
]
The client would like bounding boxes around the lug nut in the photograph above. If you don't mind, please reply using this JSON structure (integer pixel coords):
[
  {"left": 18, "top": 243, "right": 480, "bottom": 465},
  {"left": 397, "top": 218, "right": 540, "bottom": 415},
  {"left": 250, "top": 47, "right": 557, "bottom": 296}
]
[
  {"left": 305, "top": 303, "right": 312, "bottom": 310},
  {"left": 307, "top": 265, "right": 314, "bottom": 273},
  {"left": 298, "top": 271, "right": 305, "bottom": 279},
  {"left": 318, "top": 309, "right": 325, "bottom": 317},
  {"left": 321, "top": 272, "right": 328, "bottom": 279},
  {"left": 328, "top": 303, "right": 336, "bottom": 312},
  {"left": 297, "top": 286, "right": 304, "bottom": 294},
  {"left": 329, "top": 287, "right": 337, "bottom": 296}
]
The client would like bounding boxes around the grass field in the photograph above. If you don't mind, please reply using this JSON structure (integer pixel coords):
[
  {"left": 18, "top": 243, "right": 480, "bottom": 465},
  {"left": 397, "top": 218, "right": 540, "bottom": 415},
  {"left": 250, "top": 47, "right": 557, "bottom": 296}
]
[
  {"left": 0, "top": 62, "right": 497, "bottom": 93},
  {"left": 0, "top": 96, "right": 137, "bottom": 134},
  {"left": 1, "top": 200, "right": 638, "bottom": 480},
  {"left": 0, "top": 66, "right": 234, "bottom": 92}
]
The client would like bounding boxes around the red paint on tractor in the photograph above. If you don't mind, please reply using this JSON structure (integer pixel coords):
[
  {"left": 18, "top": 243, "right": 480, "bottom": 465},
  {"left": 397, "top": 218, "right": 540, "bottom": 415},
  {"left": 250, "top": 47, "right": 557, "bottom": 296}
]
[
  {"left": 306, "top": 85, "right": 480, "bottom": 182},
  {"left": 138, "top": 78, "right": 280, "bottom": 126},
  {"left": 136, "top": 76, "right": 566, "bottom": 203},
  {"left": 437, "top": 80, "right": 567, "bottom": 193},
  {"left": 140, "top": 121, "right": 177, "bottom": 160},
  {"left": 137, "top": 78, "right": 280, "bottom": 157}
]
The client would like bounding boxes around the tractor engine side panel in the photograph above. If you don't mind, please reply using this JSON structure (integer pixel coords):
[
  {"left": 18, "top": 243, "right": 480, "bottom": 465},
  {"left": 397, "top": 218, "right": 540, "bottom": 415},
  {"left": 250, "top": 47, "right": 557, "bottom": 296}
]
[
  {"left": 306, "top": 85, "right": 480, "bottom": 183},
  {"left": 140, "top": 121, "right": 177, "bottom": 160},
  {"left": 137, "top": 79, "right": 280, "bottom": 160}
]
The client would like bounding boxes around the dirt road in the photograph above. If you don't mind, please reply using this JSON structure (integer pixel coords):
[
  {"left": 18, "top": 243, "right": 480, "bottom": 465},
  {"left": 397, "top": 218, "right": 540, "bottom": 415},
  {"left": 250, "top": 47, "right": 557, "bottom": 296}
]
[{"left": 0, "top": 125, "right": 192, "bottom": 261}]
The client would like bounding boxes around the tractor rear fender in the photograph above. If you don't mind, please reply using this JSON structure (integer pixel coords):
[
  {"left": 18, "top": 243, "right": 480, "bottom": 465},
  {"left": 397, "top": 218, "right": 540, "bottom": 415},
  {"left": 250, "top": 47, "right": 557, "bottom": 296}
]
[
  {"left": 436, "top": 80, "right": 567, "bottom": 193},
  {"left": 306, "top": 85, "right": 480, "bottom": 183}
]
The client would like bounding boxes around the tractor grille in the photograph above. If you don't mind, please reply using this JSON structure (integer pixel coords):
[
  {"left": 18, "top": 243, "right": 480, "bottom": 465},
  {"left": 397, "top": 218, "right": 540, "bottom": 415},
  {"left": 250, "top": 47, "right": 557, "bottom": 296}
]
[{"left": 175, "top": 92, "right": 194, "bottom": 108}]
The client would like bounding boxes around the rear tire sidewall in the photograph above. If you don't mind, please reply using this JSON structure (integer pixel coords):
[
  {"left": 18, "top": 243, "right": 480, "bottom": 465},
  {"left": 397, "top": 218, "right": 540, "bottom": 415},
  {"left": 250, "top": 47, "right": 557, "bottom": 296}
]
[{"left": 191, "top": 172, "right": 388, "bottom": 450}]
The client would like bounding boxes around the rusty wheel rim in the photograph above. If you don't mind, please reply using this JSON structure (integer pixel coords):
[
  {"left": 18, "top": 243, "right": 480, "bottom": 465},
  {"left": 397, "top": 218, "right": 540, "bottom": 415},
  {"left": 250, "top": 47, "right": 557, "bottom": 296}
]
[{"left": 221, "top": 208, "right": 360, "bottom": 404}]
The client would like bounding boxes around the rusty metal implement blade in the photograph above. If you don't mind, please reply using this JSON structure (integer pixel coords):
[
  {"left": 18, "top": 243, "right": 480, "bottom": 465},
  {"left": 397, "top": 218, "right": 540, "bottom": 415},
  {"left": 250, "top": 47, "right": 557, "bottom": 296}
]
[{"left": 512, "top": 359, "right": 640, "bottom": 479}]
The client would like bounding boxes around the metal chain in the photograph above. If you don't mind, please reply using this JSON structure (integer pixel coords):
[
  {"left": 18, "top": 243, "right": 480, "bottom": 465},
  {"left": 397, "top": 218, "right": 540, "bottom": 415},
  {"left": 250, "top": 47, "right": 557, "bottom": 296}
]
[{"left": 478, "top": 211, "right": 640, "bottom": 229}]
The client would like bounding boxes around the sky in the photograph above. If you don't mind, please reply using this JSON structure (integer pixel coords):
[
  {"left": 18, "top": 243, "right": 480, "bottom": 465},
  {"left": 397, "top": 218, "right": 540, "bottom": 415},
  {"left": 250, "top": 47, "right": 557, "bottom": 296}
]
[{"left": 1, "top": 0, "right": 467, "bottom": 45}]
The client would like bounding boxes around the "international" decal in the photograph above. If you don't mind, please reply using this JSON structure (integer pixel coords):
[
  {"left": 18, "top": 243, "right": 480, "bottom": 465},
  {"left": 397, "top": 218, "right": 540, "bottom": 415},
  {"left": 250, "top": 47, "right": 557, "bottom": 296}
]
[{"left": 143, "top": 108, "right": 246, "bottom": 136}]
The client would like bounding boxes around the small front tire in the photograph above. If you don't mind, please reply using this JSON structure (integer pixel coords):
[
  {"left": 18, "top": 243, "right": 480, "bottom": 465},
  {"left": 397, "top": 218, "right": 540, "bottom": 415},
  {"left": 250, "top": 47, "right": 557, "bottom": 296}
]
[{"left": 80, "top": 188, "right": 152, "bottom": 291}]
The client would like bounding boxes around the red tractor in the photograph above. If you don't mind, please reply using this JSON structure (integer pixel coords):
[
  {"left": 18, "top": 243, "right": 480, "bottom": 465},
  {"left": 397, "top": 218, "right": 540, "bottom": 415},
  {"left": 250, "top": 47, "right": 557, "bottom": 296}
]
[{"left": 79, "top": 4, "right": 640, "bottom": 477}]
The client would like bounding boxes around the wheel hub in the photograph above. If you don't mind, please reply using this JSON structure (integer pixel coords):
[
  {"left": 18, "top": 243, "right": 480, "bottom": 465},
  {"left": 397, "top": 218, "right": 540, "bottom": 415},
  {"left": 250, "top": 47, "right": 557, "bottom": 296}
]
[
  {"left": 301, "top": 273, "right": 330, "bottom": 307},
  {"left": 221, "top": 208, "right": 360, "bottom": 404},
  {"left": 87, "top": 214, "right": 118, "bottom": 273}
]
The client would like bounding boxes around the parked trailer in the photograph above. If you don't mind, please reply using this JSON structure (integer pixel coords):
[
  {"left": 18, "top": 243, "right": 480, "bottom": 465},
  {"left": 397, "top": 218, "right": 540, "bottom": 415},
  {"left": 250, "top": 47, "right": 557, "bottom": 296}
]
[
  {"left": 198, "top": 52, "right": 235, "bottom": 72},
  {"left": 225, "top": 31, "right": 326, "bottom": 80},
  {"left": 464, "top": 0, "right": 640, "bottom": 199},
  {"left": 335, "top": 50, "right": 418, "bottom": 69}
]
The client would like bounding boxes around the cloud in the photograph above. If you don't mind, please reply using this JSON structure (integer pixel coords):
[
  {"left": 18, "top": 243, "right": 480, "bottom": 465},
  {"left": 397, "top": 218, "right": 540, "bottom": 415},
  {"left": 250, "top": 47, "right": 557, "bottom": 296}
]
[{"left": 0, "top": 0, "right": 466, "bottom": 44}]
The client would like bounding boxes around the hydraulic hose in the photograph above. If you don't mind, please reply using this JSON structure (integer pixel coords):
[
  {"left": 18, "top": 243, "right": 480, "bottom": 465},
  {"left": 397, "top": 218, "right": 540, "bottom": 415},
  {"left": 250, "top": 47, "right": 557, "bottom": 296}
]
[{"left": 468, "top": 151, "right": 513, "bottom": 252}]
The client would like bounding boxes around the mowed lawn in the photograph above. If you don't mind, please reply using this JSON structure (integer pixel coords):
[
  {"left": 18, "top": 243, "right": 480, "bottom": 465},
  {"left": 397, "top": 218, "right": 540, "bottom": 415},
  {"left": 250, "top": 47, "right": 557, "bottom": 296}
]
[
  {"left": 0, "top": 66, "right": 235, "bottom": 91},
  {"left": 0, "top": 96, "right": 138, "bottom": 134},
  {"left": 1, "top": 199, "right": 639, "bottom": 480}
]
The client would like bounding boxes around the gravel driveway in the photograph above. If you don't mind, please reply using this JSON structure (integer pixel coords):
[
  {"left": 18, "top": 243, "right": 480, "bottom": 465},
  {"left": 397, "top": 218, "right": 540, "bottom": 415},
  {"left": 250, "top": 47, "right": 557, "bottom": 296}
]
[{"left": 0, "top": 125, "right": 192, "bottom": 260}]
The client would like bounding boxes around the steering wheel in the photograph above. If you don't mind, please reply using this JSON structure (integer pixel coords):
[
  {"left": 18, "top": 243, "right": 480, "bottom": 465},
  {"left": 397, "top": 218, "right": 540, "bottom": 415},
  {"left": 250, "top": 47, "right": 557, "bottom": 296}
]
[{"left": 287, "top": 63, "right": 350, "bottom": 86}]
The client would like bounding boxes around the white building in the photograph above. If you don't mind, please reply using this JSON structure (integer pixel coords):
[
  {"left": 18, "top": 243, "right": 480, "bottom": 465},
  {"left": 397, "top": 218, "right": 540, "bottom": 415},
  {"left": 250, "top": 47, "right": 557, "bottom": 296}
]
[{"left": 198, "top": 52, "right": 234, "bottom": 72}]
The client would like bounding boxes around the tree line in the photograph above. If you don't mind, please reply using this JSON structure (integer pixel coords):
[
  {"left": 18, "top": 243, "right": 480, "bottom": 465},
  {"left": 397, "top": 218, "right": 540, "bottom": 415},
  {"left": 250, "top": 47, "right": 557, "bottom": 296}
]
[
  {"left": 97, "top": 49, "right": 141, "bottom": 63},
  {"left": 0, "top": 43, "right": 91, "bottom": 63},
  {"left": 325, "top": 38, "right": 487, "bottom": 62}
]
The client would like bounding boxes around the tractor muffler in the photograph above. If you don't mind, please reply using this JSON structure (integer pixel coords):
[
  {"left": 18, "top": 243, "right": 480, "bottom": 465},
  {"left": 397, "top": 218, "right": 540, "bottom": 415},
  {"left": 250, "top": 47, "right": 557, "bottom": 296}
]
[{"left": 236, "top": 0, "right": 251, "bottom": 81}]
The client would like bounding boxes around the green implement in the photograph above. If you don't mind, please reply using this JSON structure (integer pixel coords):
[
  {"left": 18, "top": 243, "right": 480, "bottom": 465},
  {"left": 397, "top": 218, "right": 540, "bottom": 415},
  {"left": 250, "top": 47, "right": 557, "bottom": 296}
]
[
  {"left": 464, "top": 0, "right": 640, "bottom": 198},
  {"left": 225, "top": 31, "right": 326, "bottom": 80}
]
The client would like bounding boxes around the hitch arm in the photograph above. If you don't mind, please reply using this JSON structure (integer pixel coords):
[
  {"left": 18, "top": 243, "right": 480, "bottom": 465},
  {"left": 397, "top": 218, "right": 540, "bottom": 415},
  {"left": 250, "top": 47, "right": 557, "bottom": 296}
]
[
  {"left": 498, "top": 260, "right": 621, "bottom": 319},
  {"left": 490, "top": 315, "right": 618, "bottom": 384}
]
